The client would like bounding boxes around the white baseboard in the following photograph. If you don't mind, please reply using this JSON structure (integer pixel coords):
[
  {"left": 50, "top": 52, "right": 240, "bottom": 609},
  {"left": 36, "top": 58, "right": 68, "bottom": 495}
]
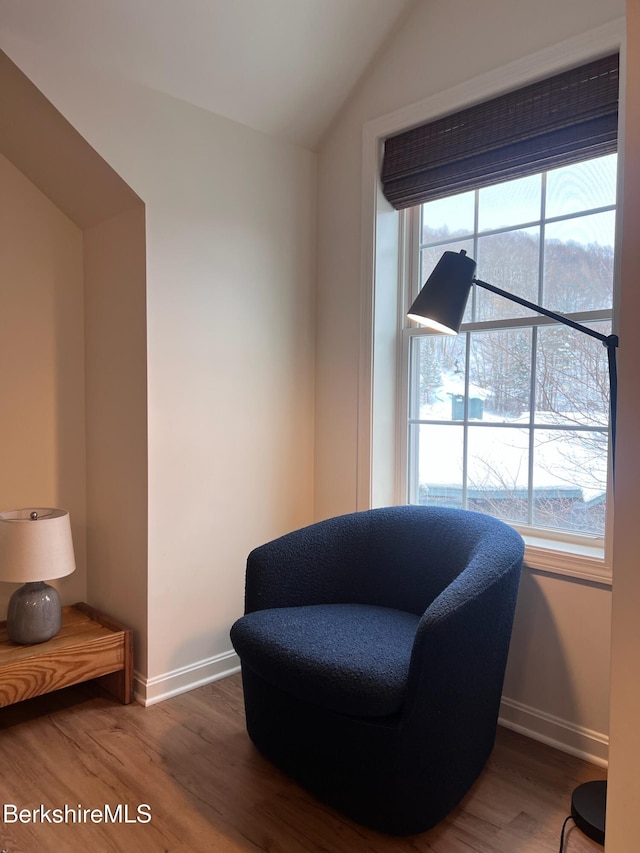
[
  {"left": 133, "top": 658, "right": 608, "bottom": 770},
  {"left": 499, "top": 696, "right": 608, "bottom": 767},
  {"left": 134, "top": 649, "right": 241, "bottom": 706}
]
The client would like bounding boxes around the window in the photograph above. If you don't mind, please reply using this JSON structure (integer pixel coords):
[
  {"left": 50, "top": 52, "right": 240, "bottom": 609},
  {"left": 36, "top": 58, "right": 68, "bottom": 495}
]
[{"left": 402, "top": 153, "right": 617, "bottom": 545}]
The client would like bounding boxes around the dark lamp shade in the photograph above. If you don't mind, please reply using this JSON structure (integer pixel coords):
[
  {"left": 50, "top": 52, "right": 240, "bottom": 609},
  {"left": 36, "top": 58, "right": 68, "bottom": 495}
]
[{"left": 408, "top": 250, "right": 477, "bottom": 334}]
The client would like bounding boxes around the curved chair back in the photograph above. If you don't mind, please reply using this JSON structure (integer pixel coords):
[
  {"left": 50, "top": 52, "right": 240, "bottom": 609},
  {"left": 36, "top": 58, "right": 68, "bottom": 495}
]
[{"left": 245, "top": 505, "right": 523, "bottom": 617}]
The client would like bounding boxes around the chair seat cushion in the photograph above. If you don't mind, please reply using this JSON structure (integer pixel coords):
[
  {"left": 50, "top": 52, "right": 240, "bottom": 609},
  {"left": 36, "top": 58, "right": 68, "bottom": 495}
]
[{"left": 230, "top": 603, "right": 420, "bottom": 717}]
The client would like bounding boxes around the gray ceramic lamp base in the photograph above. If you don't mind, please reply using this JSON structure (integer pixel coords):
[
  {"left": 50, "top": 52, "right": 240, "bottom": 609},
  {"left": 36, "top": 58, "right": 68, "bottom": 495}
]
[{"left": 7, "top": 581, "right": 62, "bottom": 644}]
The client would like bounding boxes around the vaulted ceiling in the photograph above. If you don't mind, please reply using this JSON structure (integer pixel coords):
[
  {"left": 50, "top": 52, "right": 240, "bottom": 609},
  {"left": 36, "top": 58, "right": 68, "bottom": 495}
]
[{"left": 0, "top": 0, "right": 415, "bottom": 149}]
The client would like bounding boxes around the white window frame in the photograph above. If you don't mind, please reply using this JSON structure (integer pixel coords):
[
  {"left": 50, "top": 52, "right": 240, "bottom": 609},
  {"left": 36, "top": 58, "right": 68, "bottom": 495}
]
[
  {"left": 359, "top": 19, "right": 625, "bottom": 585},
  {"left": 400, "top": 196, "right": 615, "bottom": 566}
]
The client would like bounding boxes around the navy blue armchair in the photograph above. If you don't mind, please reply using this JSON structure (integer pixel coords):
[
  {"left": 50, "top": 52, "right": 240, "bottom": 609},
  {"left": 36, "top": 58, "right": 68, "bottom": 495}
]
[{"left": 230, "top": 505, "right": 524, "bottom": 835}]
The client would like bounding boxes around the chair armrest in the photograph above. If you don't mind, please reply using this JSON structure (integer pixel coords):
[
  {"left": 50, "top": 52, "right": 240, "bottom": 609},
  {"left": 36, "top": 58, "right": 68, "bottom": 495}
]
[{"left": 404, "top": 553, "right": 522, "bottom": 716}]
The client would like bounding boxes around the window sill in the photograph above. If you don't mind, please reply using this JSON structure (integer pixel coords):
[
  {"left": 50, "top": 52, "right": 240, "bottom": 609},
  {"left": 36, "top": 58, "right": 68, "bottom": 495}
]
[{"left": 518, "top": 530, "right": 611, "bottom": 586}]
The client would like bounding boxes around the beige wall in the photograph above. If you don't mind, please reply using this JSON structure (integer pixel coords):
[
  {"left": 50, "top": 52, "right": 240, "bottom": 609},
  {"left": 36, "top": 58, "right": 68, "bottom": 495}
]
[
  {"left": 0, "top": 39, "right": 316, "bottom": 697},
  {"left": 315, "top": 0, "right": 624, "bottom": 761},
  {"left": 0, "top": 151, "right": 87, "bottom": 609},
  {"left": 142, "top": 113, "right": 316, "bottom": 681},
  {"left": 606, "top": 1, "right": 640, "bottom": 848},
  {"left": 84, "top": 205, "right": 148, "bottom": 669}
]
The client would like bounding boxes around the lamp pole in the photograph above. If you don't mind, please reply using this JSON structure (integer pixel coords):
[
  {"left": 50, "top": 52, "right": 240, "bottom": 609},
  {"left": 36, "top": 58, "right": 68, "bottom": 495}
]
[{"left": 408, "top": 249, "right": 618, "bottom": 844}]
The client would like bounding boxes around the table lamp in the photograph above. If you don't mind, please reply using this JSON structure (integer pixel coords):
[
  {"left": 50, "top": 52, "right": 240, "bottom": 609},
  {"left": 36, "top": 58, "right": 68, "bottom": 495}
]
[{"left": 0, "top": 508, "right": 76, "bottom": 644}]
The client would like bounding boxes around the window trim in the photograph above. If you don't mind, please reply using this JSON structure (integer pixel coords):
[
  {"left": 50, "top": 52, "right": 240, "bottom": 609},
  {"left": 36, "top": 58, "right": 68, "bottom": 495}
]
[{"left": 359, "top": 19, "right": 625, "bottom": 583}]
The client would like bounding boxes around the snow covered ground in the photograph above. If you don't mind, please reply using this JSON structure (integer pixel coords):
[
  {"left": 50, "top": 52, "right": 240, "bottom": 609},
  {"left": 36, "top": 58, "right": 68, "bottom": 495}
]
[{"left": 413, "top": 390, "right": 608, "bottom": 526}]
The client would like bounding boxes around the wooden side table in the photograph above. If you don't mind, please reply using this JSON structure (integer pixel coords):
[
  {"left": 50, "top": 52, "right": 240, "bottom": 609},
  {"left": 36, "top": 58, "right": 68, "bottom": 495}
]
[{"left": 0, "top": 602, "right": 133, "bottom": 707}]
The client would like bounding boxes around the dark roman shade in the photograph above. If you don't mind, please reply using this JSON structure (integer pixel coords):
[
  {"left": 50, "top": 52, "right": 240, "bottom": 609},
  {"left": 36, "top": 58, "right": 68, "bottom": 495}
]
[{"left": 381, "top": 53, "right": 619, "bottom": 210}]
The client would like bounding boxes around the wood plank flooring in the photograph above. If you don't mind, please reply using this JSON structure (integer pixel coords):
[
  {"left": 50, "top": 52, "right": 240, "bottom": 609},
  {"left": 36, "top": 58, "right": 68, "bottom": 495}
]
[{"left": 0, "top": 674, "right": 607, "bottom": 852}]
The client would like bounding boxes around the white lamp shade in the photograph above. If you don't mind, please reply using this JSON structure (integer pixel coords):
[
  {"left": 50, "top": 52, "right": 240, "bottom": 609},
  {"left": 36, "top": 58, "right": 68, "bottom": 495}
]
[{"left": 0, "top": 508, "right": 76, "bottom": 583}]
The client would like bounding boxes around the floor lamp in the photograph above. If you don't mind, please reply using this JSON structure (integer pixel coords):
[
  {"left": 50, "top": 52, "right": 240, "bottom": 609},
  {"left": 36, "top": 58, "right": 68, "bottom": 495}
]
[{"left": 408, "top": 249, "right": 618, "bottom": 846}]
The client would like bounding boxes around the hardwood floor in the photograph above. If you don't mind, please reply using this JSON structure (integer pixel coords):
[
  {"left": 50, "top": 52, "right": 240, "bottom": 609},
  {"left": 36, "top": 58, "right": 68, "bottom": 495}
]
[{"left": 0, "top": 673, "right": 606, "bottom": 852}]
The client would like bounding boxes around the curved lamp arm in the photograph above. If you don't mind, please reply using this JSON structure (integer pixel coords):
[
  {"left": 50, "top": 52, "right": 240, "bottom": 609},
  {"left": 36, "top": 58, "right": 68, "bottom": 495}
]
[{"left": 473, "top": 277, "right": 619, "bottom": 479}]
